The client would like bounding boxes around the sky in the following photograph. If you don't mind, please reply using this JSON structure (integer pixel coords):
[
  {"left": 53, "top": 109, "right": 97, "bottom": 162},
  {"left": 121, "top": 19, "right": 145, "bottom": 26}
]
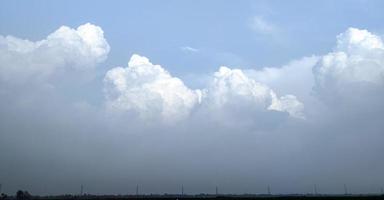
[{"left": 1, "top": 0, "right": 384, "bottom": 196}]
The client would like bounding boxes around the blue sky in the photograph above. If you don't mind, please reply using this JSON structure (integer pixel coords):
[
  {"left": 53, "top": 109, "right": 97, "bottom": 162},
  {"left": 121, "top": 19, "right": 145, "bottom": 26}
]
[{"left": 1, "top": 0, "right": 383, "bottom": 78}]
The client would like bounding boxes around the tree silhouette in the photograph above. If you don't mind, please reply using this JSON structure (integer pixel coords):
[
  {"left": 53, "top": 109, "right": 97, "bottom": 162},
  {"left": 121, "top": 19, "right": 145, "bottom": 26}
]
[
  {"left": 16, "top": 190, "right": 31, "bottom": 200},
  {"left": 0, "top": 193, "right": 8, "bottom": 200}
]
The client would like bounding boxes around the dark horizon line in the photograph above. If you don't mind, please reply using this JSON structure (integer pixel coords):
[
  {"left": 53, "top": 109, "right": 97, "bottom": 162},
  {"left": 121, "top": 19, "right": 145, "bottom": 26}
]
[{"left": 5, "top": 193, "right": 384, "bottom": 197}]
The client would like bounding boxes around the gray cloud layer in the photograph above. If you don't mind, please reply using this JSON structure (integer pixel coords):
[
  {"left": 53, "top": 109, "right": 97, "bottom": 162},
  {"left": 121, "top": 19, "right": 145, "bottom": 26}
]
[{"left": 0, "top": 24, "right": 384, "bottom": 195}]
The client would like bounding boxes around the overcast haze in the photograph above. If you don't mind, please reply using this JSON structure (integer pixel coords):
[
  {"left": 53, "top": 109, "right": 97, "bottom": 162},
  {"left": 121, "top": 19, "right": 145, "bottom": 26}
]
[{"left": 1, "top": 0, "right": 384, "bottom": 196}]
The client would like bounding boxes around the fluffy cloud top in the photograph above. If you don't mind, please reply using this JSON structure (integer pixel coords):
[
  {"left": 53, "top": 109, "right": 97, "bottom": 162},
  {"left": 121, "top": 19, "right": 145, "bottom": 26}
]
[
  {"left": 0, "top": 23, "right": 110, "bottom": 84},
  {"left": 204, "top": 66, "right": 304, "bottom": 118},
  {"left": 104, "top": 54, "right": 202, "bottom": 122},
  {"left": 314, "top": 28, "right": 384, "bottom": 91},
  {"left": 105, "top": 55, "right": 304, "bottom": 122},
  {"left": 204, "top": 66, "right": 271, "bottom": 109},
  {"left": 269, "top": 93, "right": 305, "bottom": 119}
]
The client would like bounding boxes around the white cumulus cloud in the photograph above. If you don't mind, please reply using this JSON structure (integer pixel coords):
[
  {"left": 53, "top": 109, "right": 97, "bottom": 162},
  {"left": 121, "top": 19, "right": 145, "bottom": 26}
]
[
  {"left": 0, "top": 23, "right": 110, "bottom": 84},
  {"left": 104, "top": 55, "right": 305, "bottom": 122},
  {"left": 314, "top": 28, "right": 384, "bottom": 92},
  {"left": 104, "top": 54, "right": 202, "bottom": 122},
  {"left": 203, "top": 66, "right": 304, "bottom": 118}
]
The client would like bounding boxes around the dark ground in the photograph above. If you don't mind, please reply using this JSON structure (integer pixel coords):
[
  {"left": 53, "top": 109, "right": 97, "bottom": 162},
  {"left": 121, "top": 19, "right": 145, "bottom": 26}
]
[
  {"left": 3, "top": 192, "right": 384, "bottom": 200},
  {"left": 25, "top": 195, "right": 384, "bottom": 200}
]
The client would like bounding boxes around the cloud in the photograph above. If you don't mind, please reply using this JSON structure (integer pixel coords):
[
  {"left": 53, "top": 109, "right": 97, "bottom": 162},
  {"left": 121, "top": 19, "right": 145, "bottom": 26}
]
[
  {"left": 180, "top": 46, "right": 199, "bottom": 53},
  {"left": 104, "top": 54, "right": 202, "bottom": 122},
  {"left": 249, "top": 16, "right": 278, "bottom": 35},
  {"left": 269, "top": 93, "right": 305, "bottom": 119},
  {"left": 203, "top": 66, "right": 304, "bottom": 119},
  {"left": 314, "top": 28, "right": 384, "bottom": 87},
  {"left": 313, "top": 28, "right": 384, "bottom": 106},
  {"left": 104, "top": 55, "right": 305, "bottom": 123},
  {"left": 0, "top": 23, "right": 110, "bottom": 85},
  {"left": 246, "top": 56, "right": 318, "bottom": 95},
  {"left": 203, "top": 67, "right": 272, "bottom": 109}
]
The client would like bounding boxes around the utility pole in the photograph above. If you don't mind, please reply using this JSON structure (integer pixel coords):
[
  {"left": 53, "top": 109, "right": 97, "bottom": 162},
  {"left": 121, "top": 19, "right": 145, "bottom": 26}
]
[
  {"left": 314, "top": 184, "right": 318, "bottom": 195},
  {"left": 136, "top": 184, "right": 139, "bottom": 196},
  {"left": 80, "top": 184, "right": 84, "bottom": 196},
  {"left": 215, "top": 186, "right": 218, "bottom": 195},
  {"left": 343, "top": 184, "right": 348, "bottom": 195},
  {"left": 0, "top": 183, "right": 2, "bottom": 194},
  {"left": 181, "top": 185, "right": 184, "bottom": 195},
  {"left": 267, "top": 185, "right": 271, "bottom": 195},
  {"left": 381, "top": 187, "right": 383, "bottom": 195}
]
